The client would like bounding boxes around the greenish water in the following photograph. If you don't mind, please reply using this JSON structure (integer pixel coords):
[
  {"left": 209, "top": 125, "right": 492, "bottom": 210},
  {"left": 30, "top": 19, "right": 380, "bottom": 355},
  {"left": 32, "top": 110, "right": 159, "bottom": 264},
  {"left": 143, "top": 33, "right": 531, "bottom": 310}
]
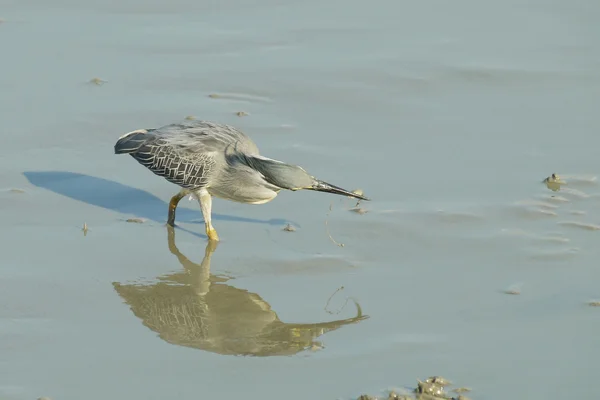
[{"left": 1, "top": 1, "right": 600, "bottom": 399}]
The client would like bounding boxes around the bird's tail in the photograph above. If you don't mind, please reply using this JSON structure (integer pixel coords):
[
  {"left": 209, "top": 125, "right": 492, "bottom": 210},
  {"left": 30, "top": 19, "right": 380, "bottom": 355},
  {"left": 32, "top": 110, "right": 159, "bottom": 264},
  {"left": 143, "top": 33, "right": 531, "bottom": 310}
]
[{"left": 114, "top": 129, "right": 153, "bottom": 154}]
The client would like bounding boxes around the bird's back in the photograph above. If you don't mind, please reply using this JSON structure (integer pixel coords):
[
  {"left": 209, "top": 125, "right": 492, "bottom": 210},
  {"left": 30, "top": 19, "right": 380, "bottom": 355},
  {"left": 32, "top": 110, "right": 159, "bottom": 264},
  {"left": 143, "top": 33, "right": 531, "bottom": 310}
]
[{"left": 114, "top": 120, "right": 260, "bottom": 190}]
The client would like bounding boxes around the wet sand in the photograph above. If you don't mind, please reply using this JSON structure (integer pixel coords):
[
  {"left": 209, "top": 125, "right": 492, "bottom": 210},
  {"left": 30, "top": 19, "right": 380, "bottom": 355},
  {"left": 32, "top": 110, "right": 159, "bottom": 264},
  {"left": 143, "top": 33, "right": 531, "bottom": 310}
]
[{"left": 2, "top": 0, "right": 600, "bottom": 399}]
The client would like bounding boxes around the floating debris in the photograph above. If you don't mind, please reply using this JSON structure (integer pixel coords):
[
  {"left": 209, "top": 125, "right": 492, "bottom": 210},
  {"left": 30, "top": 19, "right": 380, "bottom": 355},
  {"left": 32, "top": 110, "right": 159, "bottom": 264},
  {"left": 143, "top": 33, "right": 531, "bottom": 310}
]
[
  {"left": 9, "top": 188, "right": 26, "bottom": 193},
  {"left": 543, "top": 173, "right": 562, "bottom": 183},
  {"left": 542, "top": 173, "right": 566, "bottom": 192},
  {"left": 208, "top": 93, "right": 220, "bottom": 98},
  {"left": 504, "top": 283, "right": 522, "bottom": 295},
  {"left": 282, "top": 224, "right": 296, "bottom": 232},
  {"left": 37, "top": 397, "right": 52, "bottom": 400},
  {"left": 425, "top": 376, "right": 452, "bottom": 387},
  {"left": 358, "top": 395, "right": 376, "bottom": 400},
  {"left": 235, "top": 111, "right": 249, "bottom": 117},
  {"left": 589, "top": 300, "right": 600, "bottom": 307},
  {"left": 89, "top": 77, "right": 107, "bottom": 85},
  {"left": 82, "top": 222, "right": 88, "bottom": 236},
  {"left": 126, "top": 218, "right": 146, "bottom": 224},
  {"left": 355, "top": 375, "right": 471, "bottom": 400},
  {"left": 325, "top": 202, "right": 344, "bottom": 247},
  {"left": 185, "top": 115, "right": 197, "bottom": 120},
  {"left": 350, "top": 207, "right": 368, "bottom": 215},
  {"left": 387, "top": 392, "right": 412, "bottom": 400},
  {"left": 416, "top": 380, "right": 444, "bottom": 397}
]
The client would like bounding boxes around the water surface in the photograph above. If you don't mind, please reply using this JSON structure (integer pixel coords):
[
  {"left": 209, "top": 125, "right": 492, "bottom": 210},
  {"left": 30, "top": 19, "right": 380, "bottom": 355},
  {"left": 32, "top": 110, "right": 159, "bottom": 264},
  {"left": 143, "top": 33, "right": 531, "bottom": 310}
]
[{"left": 1, "top": 0, "right": 600, "bottom": 399}]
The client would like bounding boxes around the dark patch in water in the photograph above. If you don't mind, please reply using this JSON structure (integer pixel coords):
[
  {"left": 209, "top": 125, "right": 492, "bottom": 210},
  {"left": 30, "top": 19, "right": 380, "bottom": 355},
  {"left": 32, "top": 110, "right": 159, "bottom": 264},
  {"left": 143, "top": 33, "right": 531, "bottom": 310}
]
[{"left": 23, "top": 171, "right": 294, "bottom": 231}]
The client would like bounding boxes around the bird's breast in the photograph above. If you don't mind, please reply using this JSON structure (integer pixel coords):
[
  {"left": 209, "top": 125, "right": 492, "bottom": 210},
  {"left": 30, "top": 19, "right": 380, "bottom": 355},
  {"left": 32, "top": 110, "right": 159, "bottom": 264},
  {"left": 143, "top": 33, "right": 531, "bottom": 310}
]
[{"left": 207, "top": 185, "right": 279, "bottom": 205}]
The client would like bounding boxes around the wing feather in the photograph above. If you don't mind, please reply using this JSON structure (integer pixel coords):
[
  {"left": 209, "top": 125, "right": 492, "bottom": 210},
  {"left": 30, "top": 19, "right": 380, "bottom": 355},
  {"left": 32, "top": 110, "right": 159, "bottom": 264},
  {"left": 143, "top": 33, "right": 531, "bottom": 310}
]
[{"left": 115, "top": 120, "right": 258, "bottom": 189}]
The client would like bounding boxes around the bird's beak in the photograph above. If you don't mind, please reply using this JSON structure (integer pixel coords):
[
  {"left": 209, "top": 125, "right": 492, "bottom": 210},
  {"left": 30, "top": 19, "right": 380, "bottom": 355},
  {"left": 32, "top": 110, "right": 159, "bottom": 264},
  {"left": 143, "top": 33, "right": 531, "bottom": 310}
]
[{"left": 309, "top": 180, "right": 370, "bottom": 201}]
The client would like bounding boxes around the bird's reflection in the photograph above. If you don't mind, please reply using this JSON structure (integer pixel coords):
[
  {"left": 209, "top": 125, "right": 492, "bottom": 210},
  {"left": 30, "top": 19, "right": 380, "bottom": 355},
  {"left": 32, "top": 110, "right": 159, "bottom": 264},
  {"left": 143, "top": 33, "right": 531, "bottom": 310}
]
[{"left": 112, "top": 226, "right": 368, "bottom": 357}]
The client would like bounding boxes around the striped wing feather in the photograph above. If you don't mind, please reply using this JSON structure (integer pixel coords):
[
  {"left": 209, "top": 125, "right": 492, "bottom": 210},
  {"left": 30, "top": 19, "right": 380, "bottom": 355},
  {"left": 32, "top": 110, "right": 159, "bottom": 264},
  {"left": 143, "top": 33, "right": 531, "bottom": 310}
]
[{"left": 117, "top": 121, "right": 257, "bottom": 190}]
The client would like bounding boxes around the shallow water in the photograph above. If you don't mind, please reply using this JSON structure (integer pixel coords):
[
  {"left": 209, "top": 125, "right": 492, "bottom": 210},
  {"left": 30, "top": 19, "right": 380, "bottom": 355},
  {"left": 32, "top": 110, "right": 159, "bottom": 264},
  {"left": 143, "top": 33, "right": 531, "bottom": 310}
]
[{"left": 2, "top": 0, "right": 600, "bottom": 399}]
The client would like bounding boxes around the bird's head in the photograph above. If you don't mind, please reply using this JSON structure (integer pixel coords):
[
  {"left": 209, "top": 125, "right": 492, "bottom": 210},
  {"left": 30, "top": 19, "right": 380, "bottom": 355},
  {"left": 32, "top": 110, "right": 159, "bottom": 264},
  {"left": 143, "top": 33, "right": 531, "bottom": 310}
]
[{"left": 247, "top": 156, "right": 369, "bottom": 201}]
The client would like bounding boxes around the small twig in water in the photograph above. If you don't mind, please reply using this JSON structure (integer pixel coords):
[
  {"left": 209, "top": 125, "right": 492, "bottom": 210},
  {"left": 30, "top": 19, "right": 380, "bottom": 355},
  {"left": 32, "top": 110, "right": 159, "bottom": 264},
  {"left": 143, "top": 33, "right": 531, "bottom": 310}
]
[
  {"left": 324, "top": 286, "right": 350, "bottom": 314},
  {"left": 282, "top": 223, "right": 296, "bottom": 232},
  {"left": 325, "top": 202, "right": 344, "bottom": 247},
  {"left": 126, "top": 218, "right": 146, "bottom": 224},
  {"left": 89, "top": 77, "right": 107, "bottom": 85}
]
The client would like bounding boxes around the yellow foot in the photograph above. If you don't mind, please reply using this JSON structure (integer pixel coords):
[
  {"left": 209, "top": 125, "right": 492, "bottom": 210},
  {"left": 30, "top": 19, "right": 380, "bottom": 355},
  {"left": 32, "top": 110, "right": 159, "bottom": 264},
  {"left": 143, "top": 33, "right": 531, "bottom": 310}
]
[{"left": 206, "top": 227, "right": 220, "bottom": 242}]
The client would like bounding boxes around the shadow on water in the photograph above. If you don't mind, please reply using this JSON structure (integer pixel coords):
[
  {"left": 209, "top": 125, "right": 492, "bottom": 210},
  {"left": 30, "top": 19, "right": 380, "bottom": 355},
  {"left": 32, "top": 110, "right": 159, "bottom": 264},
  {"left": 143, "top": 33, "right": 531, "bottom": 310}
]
[
  {"left": 22, "top": 171, "right": 294, "bottom": 228},
  {"left": 113, "top": 226, "right": 368, "bottom": 357}
]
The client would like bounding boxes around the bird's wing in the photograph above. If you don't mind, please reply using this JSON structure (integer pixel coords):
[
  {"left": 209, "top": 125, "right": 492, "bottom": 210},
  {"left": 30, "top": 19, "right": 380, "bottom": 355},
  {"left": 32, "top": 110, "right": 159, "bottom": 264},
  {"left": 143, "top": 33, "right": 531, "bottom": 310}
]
[
  {"left": 157, "top": 121, "right": 258, "bottom": 155},
  {"left": 123, "top": 121, "right": 259, "bottom": 189}
]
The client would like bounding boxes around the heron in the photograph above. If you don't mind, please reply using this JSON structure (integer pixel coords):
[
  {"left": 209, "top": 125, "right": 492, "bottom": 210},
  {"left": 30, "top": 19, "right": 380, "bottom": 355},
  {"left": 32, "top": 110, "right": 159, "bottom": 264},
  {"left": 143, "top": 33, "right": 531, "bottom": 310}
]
[{"left": 114, "top": 120, "right": 369, "bottom": 241}]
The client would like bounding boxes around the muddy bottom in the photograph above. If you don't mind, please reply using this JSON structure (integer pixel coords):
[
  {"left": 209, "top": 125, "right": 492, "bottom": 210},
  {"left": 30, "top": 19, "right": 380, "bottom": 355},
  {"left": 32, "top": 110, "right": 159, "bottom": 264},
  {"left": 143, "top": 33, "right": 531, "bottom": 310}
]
[{"left": 357, "top": 376, "right": 472, "bottom": 400}]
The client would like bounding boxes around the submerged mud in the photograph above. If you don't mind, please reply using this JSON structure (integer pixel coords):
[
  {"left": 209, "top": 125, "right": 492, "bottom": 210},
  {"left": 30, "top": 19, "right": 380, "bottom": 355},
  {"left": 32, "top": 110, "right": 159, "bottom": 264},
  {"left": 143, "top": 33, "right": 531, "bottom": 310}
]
[{"left": 356, "top": 376, "right": 472, "bottom": 400}]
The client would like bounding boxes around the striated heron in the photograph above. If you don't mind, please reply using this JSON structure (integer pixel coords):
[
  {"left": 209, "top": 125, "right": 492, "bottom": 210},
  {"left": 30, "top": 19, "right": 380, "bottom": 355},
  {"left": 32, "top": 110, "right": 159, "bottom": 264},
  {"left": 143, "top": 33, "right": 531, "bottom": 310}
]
[{"left": 114, "top": 120, "right": 369, "bottom": 241}]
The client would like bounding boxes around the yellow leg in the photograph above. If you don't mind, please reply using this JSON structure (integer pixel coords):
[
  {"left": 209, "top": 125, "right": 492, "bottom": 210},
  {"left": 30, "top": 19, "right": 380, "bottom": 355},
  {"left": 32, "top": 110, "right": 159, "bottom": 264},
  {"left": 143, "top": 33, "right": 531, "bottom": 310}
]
[
  {"left": 167, "top": 189, "right": 187, "bottom": 227},
  {"left": 197, "top": 188, "right": 219, "bottom": 241}
]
